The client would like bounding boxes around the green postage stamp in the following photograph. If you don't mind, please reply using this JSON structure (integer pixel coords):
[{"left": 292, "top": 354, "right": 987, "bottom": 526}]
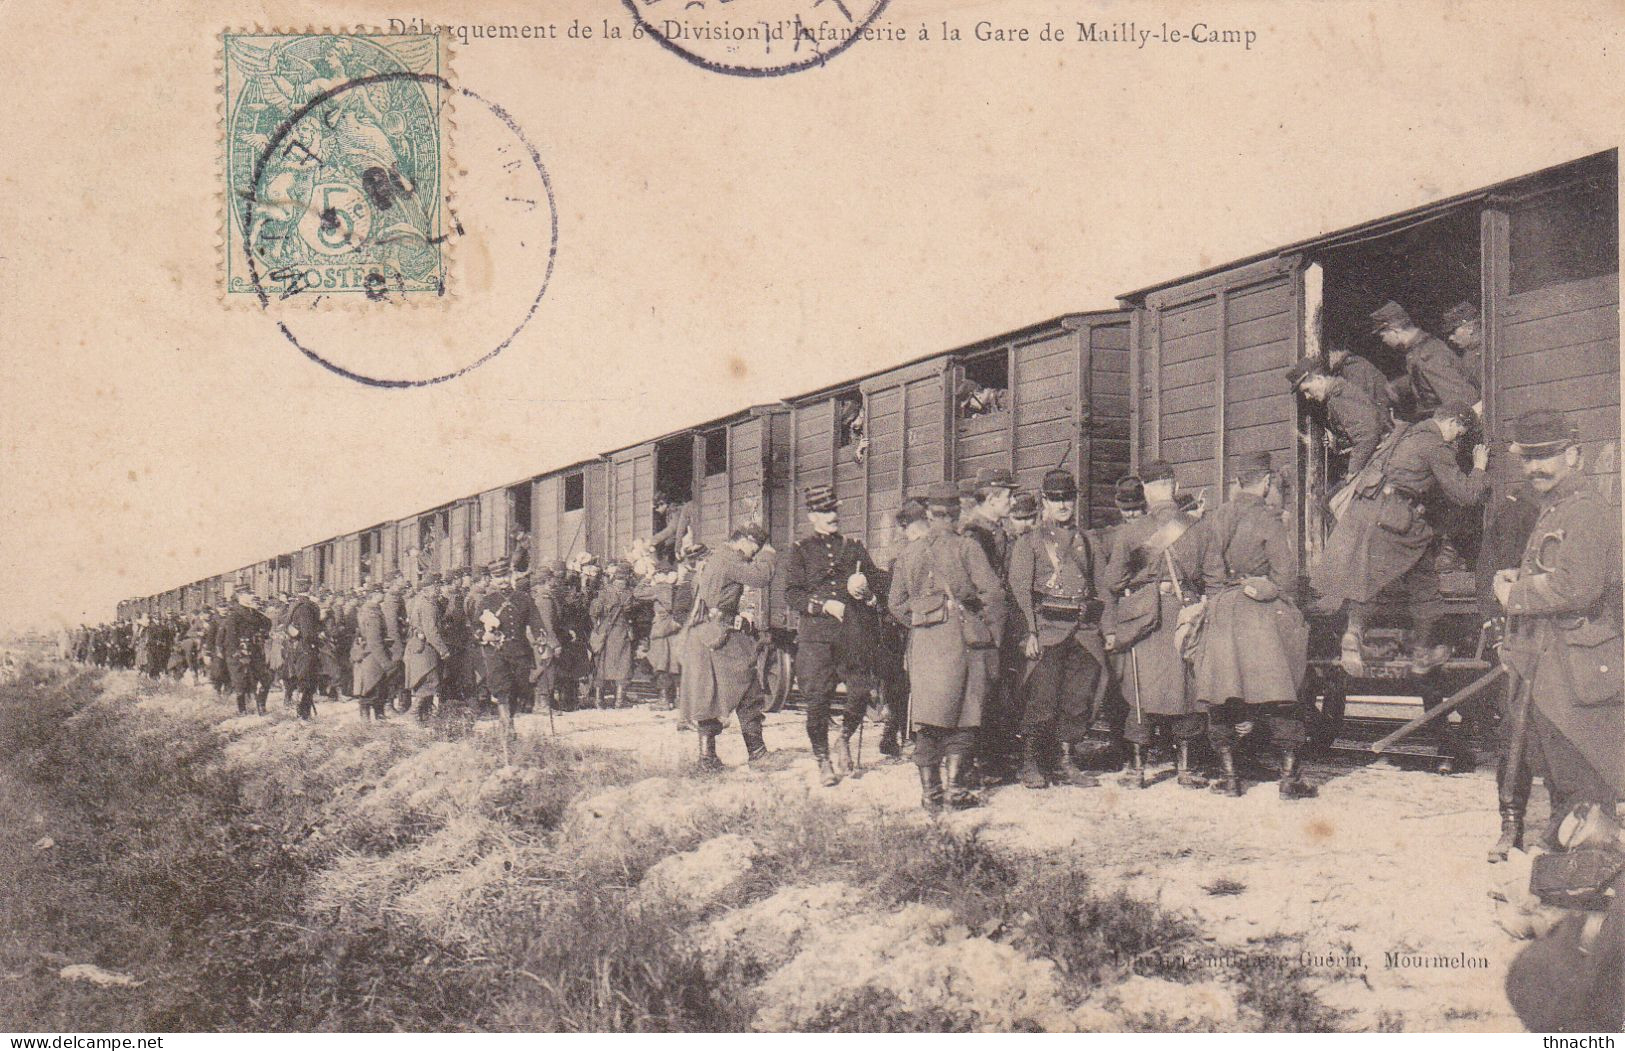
[{"left": 222, "top": 31, "right": 450, "bottom": 301}]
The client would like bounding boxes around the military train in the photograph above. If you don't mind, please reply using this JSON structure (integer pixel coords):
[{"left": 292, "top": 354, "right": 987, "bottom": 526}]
[{"left": 117, "top": 149, "right": 1621, "bottom": 753}]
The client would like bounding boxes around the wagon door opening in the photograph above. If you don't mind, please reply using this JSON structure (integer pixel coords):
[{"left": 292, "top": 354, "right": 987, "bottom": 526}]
[
  {"left": 1310, "top": 208, "right": 1484, "bottom": 580},
  {"left": 506, "top": 483, "right": 532, "bottom": 568},
  {"left": 653, "top": 432, "right": 696, "bottom": 541},
  {"left": 953, "top": 349, "right": 1012, "bottom": 482}
]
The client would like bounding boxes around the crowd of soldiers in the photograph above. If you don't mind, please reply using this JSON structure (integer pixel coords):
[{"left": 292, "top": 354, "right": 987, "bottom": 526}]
[{"left": 73, "top": 300, "right": 1618, "bottom": 853}]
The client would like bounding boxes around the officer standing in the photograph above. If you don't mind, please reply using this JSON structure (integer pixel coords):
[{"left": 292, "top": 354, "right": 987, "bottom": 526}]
[
  {"left": 1288, "top": 358, "right": 1391, "bottom": 480},
  {"left": 1313, "top": 403, "right": 1489, "bottom": 673},
  {"left": 1494, "top": 409, "right": 1624, "bottom": 845},
  {"left": 888, "top": 483, "right": 1004, "bottom": 811},
  {"left": 680, "top": 523, "right": 777, "bottom": 770},
  {"left": 1006, "top": 469, "right": 1111, "bottom": 790},
  {"left": 1371, "top": 301, "right": 1480, "bottom": 417},
  {"left": 783, "top": 485, "right": 879, "bottom": 785},
  {"left": 476, "top": 560, "right": 545, "bottom": 734},
  {"left": 284, "top": 576, "right": 322, "bottom": 720},
  {"left": 405, "top": 572, "right": 451, "bottom": 722},
  {"left": 1190, "top": 453, "right": 1316, "bottom": 799},
  {"left": 1104, "top": 461, "right": 1207, "bottom": 789}
]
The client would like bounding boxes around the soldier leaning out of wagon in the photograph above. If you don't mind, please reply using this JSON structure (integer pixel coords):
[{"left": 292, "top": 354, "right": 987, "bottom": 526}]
[
  {"left": 1186, "top": 452, "right": 1319, "bottom": 800},
  {"left": 890, "top": 481, "right": 1006, "bottom": 812},
  {"left": 1006, "top": 469, "right": 1113, "bottom": 792},
  {"left": 1104, "top": 460, "right": 1207, "bottom": 790},
  {"left": 680, "top": 522, "right": 777, "bottom": 771},
  {"left": 589, "top": 562, "right": 636, "bottom": 710},
  {"left": 1288, "top": 356, "right": 1392, "bottom": 483},
  {"left": 785, "top": 483, "right": 883, "bottom": 787},
  {"left": 1313, "top": 401, "right": 1490, "bottom": 675}
]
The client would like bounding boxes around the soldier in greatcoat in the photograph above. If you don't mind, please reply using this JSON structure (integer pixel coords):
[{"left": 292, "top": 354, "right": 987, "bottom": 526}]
[
  {"left": 1104, "top": 461, "right": 1207, "bottom": 789},
  {"left": 1188, "top": 453, "right": 1315, "bottom": 798},
  {"left": 634, "top": 558, "right": 687, "bottom": 711},
  {"left": 352, "top": 584, "right": 395, "bottom": 721},
  {"left": 382, "top": 574, "right": 409, "bottom": 713},
  {"left": 1313, "top": 402, "right": 1490, "bottom": 673},
  {"left": 782, "top": 484, "right": 881, "bottom": 785},
  {"left": 405, "top": 573, "right": 452, "bottom": 722},
  {"left": 207, "top": 602, "right": 231, "bottom": 696},
  {"left": 1288, "top": 358, "right": 1391, "bottom": 480},
  {"left": 528, "top": 562, "right": 567, "bottom": 712},
  {"left": 1493, "top": 410, "right": 1624, "bottom": 847},
  {"left": 1007, "top": 469, "right": 1111, "bottom": 790},
  {"left": 1371, "top": 300, "right": 1480, "bottom": 416},
  {"left": 589, "top": 562, "right": 637, "bottom": 708},
  {"left": 283, "top": 577, "right": 322, "bottom": 720},
  {"left": 680, "top": 523, "right": 777, "bottom": 769},
  {"left": 221, "top": 589, "right": 272, "bottom": 716},
  {"left": 476, "top": 560, "right": 546, "bottom": 734},
  {"left": 959, "top": 467, "right": 1021, "bottom": 783},
  {"left": 888, "top": 482, "right": 1005, "bottom": 811},
  {"left": 1326, "top": 342, "right": 1395, "bottom": 420}
]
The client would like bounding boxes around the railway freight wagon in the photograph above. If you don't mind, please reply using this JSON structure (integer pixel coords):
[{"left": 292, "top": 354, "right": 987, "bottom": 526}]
[
  {"left": 785, "top": 312, "right": 1133, "bottom": 568},
  {"left": 1120, "top": 148, "right": 1620, "bottom": 757},
  {"left": 529, "top": 460, "right": 608, "bottom": 568}
]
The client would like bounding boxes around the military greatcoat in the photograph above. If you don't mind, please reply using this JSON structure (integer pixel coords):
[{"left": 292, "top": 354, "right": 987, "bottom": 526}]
[{"left": 887, "top": 528, "right": 1004, "bottom": 729}]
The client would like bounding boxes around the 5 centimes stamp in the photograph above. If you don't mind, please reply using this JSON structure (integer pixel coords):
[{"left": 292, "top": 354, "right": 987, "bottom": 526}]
[
  {"left": 223, "top": 32, "right": 450, "bottom": 301},
  {"left": 622, "top": 0, "right": 891, "bottom": 77}
]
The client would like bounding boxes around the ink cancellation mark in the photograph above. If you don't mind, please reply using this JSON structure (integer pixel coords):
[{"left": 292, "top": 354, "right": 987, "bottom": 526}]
[{"left": 622, "top": 0, "right": 891, "bottom": 77}]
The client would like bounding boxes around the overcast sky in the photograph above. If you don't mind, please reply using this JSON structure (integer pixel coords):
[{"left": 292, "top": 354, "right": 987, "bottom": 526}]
[{"left": 1, "top": 0, "right": 1620, "bottom": 631}]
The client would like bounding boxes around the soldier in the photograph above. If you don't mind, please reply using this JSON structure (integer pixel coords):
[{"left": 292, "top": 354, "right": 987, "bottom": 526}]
[
  {"left": 649, "top": 490, "right": 695, "bottom": 565},
  {"left": 266, "top": 598, "right": 290, "bottom": 707},
  {"left": 405, "top": 572, "right": 451, "bottom": 722},
  {"left": 1093, "top": 475, "right": 1149, "bottom": 772},
  {"left": 960, "top": 468, "right": 1021, "bottom": 782},
  {"left": 874, "top": 499, "right": 930, "bottom": 762},
  {"left": 957, "top": 477, "right": 979, "bottom": 520},
  {"left": 1477, "top": 479, "right": 1544, "bottom": 860},
  {"left": 680, "top": 523, "right": 777, "bottom": 770},
  {"left": 888, "top": 482, "right": 1004, "bottom": 810},
  {"left": 440, "top": 575, "right": 471, "bottom": 708},
  {"left": 1006, "top": 491, "right": 1039, "bottom": 539},
  {"left": 352, "top": 584, "right": 394, "bottom": 721},
  {"left": 476, "top": 560, "right": 545, "bottom": 734},
  {"left": 634, "top": 558, "right": 686, "bottom": 711},
  {"left": 1371, "top": 300, "right": 1480, "bottom": 417},
  {"left": 1105, "top": 461, "right": 1206, "bottom": 789},
  {"left": 283, "top": 577, "right": 321, "bottom": 720},
  {"left": 1288, "top": 358, "right": 1391, "bottom": 480},
  {"left": 1007, "top": 469, "right": 1112, "bottom": 790},
  {"left": 382, "top": 573, "right": 409, "bottom": 713},
  {"left": 529, "top": 561, "right": 568, "bottom": 713},
  {"left": 783, "top": 484, "right": 881, "bottom": 785},
  {"left": 1326, "top": 341, "right": 1394, "bottom": 420},
  {"left": 221, "top": 589, "right": 272, "bottom": 716},
  {"left": 590, "top": 562, "right": 636, "bottom": 709},
  {"left": 207, "top": 601, "right": 231, "bottom": 696},
  {"left": 1493, "top": 410, "right": 1624, "bottom": 847},
  {"left": 1190, "top": 453, "right": 1315, "bottom": 798},
  {"left": 1440, "top": 301, "right": 1483, "bottom": 391},
  {"left": 1314, "top": 402, "right": 1489, "bottom": 674}
]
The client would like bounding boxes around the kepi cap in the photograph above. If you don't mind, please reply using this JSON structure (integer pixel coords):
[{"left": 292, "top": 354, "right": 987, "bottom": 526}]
[
  {"left": 1139, "top": 460, "right": 1176, "bottom": 484},
  {"left": 804, "top": 484, "right": 839, "bottom": 513},
  {"left": 1440, "top": 301, "right": 1479, "bottom": 330},
  {"left": 974, "top": 466, "right": 1016, "bottom": 493},
  {"left": 1369, "top": 300, "right": 1412, "bottom": 332},
  {"left": 1114, "top": 476, "right": 1147, "bottom": 513},
  {"left": 1009, "top": 491, "right": 1039, "bottom": 520},
  {"left": 1510, "top": 409, "right": 1578, "bottom": 459},
  {"left": 1041, "top": 469, "right": 1078, "bottom": 500}
]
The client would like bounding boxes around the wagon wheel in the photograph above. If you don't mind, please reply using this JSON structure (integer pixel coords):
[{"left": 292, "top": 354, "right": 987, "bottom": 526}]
[{"left": 759, "top": 644, "right": 793, "bottom": 713}]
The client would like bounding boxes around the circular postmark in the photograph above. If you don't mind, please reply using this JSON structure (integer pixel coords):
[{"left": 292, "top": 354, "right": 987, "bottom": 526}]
[
  {"left": 239, "top": 70, "right": 558, "bottom": 387},
  {"left": 622, "top": 0, "right": 891, "bottom": 76}
]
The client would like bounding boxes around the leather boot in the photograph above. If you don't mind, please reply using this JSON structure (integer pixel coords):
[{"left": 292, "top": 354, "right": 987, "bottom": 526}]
[
  {"left": 1488, "top": 805, "right": 1524, "bottom": 863},
  {"left": 944, "top": 753, "right": 982, "bottom": 808},
  {"left": 833, "top": 733, "right": 854, "bottom": 776},
  {"left": 1121, "top": 743, "right": 1147, "bottom": 789},
  {"left": 919, "top": 763, "right": 945, "bottom": 813},
  {"left": 1176, "top": 741, "right": 1207, "bottom": 788},
  {"left": 698, "top": 730, "right": 723, "bottom": 772},
  {"left": 1018, "top": 733, "right": 1048, "bottom": 789},
  {"left": 1278, "top": 749, "right": 1318, "bottom": 799},
  {"left": 1211, "top": 746, "right": 1243, "bottom": 797},
  {"left": 1055, "top": 742, "right": 1100, "bottom": 787},
  {"left": 817, "top": 754, "right": 838, "bottom": 787},
  {"left": 742, "top": 726, "right": 768, "bottom": 764}
]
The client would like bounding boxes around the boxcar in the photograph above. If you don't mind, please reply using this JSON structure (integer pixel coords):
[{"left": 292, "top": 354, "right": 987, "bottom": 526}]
[
  {"left": 786, "top": 312, "right": 1133, "bottom": 568},
  {"left": 530, "top": 459, "right": 608, "bottom": 567},
  {"left": 1119, "top": 148, "right": 1619, "bottom": 753}
]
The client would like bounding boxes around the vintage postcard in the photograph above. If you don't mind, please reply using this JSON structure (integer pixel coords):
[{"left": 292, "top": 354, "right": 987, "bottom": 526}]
[{"left": 1, "top": 0, "right": 1621, "bottom": 1039}]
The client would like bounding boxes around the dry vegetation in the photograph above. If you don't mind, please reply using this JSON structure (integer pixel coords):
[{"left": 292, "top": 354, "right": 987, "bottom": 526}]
[{"left": 0, "top": 664, "right": 1347, "bottom": 1031}]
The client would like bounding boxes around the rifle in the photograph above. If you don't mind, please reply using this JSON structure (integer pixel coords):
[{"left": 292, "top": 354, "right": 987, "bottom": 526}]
[{"left": 1369, "top": 665, "right": 1506, "bottom": 753}]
